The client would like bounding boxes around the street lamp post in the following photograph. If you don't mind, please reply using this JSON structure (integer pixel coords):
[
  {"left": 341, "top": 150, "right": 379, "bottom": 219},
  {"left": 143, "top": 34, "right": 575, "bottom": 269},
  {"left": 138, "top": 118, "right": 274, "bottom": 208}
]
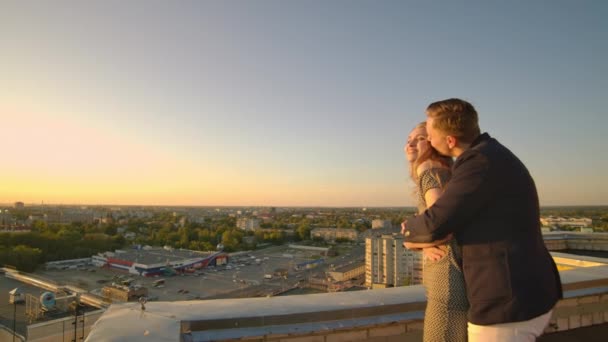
[
  {"left": 13, "top": 300, "right": 16, "bottom": 342},
  {"left": 9, "top": 287, "right": 22, "bottom": 342},
  {"left": 73, "top": 301, "right": 78, "bottom": 342}
]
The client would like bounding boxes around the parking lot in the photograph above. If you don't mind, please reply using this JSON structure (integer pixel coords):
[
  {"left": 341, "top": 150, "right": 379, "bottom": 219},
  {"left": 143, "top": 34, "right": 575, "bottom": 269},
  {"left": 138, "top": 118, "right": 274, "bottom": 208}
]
[{"left": 31, "top": 243, "right": 364, "bottom": 302}]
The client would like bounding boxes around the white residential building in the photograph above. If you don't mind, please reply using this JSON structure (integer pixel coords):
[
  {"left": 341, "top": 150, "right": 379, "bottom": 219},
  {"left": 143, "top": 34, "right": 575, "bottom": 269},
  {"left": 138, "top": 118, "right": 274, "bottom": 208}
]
[
  {"left": 371, "top": 219, "right": 392, "bottom": 229},
  {"left": 310, "top": 228, "right": 359, "bottom": 242},
  {"left": 0, "top": 210, "right": 14, "bottom": 227},
  {"left": 541, "top": 216, "right": 593, "bottom": 228},
  {"left": 237, "top": 218, "right": 261, "bottom": 231},
  {"left": 365, "top": 233, "right": 423, "bottom": 288}
]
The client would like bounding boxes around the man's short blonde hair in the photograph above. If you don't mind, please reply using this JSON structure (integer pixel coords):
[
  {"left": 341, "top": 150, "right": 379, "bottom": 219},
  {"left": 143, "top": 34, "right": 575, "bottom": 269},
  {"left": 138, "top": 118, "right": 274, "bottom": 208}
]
[{"left": 426, "top": 98, "right": 480, "bottom": 143}]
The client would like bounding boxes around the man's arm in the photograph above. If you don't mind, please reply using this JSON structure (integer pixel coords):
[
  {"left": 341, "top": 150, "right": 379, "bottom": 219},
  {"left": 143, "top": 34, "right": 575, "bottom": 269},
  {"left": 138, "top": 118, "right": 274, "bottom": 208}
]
[
  {"left": 401, "top": 220, "right": 453, "bottom": 249},
  {"left": 403, "top": 151, "right": 493, "bottom": 243},
  {"left": 403, "top": 240, "right": 449, "bottom": 249}
]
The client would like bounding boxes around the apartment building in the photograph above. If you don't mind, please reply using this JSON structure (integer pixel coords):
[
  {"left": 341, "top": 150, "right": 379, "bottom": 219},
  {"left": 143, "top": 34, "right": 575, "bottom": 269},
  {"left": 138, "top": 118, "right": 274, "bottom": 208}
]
[
  {"left": 310, "top": 228, "right": 359, "bottom": 242},
  {"left": 541, "top": 216, "right": 593, "bottom": 228},
  {"left": 371, "top": 219, "right": 392, "bottom": 229},
  {"left": 365, "top": 233, "right": 423, "bottom": 288},
  {"left": 236, "top": 218, "right": 261, "bottom": 231},
  {"left": 0, "top": 209, "right": 14, "bottom": 227}
]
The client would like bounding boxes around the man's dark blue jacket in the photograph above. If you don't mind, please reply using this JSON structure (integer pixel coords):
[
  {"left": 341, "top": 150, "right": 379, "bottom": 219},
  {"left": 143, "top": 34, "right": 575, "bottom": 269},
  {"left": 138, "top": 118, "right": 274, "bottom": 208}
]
[{"left": 404, "top": 133, "right": 562, "bottom": 325}]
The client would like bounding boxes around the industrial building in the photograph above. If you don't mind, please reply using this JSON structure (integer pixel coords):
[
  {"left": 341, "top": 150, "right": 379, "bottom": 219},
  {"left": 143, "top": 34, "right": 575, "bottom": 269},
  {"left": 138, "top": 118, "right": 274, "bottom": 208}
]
[
  {"left": 327, "top": 262, "right": 365, "bottom": 282},
  {"left": 92, "top": 246, "right": 228, "bottom": 277},
  {"left": 101, "top": 284, "right": 148, "bottom": 303},
  {"left": 1, "top": 271, "right": 104, "bottom": 342}
]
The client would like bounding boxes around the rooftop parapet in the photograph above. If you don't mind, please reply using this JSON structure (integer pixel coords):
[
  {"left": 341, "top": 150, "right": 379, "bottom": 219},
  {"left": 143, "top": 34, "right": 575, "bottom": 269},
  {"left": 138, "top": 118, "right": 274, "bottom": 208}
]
[{"left": 85, "top": 253, "right": 608, "bottom": 342}]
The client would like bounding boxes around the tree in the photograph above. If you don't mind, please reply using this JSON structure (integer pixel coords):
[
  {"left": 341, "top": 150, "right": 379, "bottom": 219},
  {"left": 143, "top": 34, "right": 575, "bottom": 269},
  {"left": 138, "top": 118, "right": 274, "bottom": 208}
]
[
  {"left": 337, "top": 218, "right": 351, "bottom": 229},
  {"left": 297, "top": 223, "right": 311, "bottom": 241},
  {"left": 221, "top": 229, "right": 243, "bottom": 251},
  {"left": 32, "top": 220, "right": 48, "bottom": 233},
  {"left": 178, "top": 227, "right": 190, "bottom": 248},
  {"left": 12, "top": 245, "right": 43, "bottom": 272},
  {"left": 104, "top": 224, "right": 118, "bottom": 236},
  {"left": 188, "top": 241, "right": 201, "bottom": 250},
  {"left": 200, "top": 241, "right": 214, "bottom": 251},
  {"left": 57, "top": 228, "right": 82, "bottom": 241},
  {"left": 198, "top": 229, "right": 211, "bottom": 242}
]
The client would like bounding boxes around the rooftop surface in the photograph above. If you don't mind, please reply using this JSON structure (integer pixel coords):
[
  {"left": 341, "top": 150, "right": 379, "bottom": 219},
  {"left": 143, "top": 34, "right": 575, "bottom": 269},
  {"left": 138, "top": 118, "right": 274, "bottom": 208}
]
[
  {"left": 102, "top": 247, "right": 216, "bottom": 265},
  {"left": 0, "top": 276, "right": 45, "bottom": 336},
  {"left": 332, "top": 260, "right": 365, "bottom": 273},
  {"left": 0, "top": 276, "right": 97, "bottom": 337}
]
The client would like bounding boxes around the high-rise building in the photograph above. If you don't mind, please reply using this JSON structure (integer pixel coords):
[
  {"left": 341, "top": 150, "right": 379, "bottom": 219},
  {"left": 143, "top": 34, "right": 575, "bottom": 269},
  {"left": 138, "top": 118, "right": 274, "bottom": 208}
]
[{"left": 365, "top": 233, "right": 423, "bottom": 288}]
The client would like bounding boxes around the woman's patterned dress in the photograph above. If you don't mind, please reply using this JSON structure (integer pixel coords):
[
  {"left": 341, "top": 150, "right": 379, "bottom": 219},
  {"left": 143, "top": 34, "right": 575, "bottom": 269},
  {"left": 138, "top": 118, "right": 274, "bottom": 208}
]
[{"left": 418, "top": 168, "right": 470, "bottom": 342}]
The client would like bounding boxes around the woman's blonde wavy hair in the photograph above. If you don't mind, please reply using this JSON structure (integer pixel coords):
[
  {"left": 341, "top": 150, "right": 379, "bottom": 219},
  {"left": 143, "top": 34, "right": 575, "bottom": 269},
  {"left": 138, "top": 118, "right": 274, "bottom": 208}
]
[
  {"left": 408, "top": 122, "right": 453, "bottom": 212},
  {"left": 409, "top": 122, "right": 453, "bottom": 182}
]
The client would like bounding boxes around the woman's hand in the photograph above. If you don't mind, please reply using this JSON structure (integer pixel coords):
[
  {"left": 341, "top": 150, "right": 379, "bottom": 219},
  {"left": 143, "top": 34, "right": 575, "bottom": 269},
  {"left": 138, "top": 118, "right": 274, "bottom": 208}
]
[{"left": 422, "top": 246, "right": 448, "bottom": 261}]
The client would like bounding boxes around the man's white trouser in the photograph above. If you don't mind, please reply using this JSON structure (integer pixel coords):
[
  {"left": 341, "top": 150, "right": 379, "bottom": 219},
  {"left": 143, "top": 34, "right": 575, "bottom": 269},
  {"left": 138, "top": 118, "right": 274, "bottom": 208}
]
[{"left": 468, "top": 310, "right": 553, "bottom": 342}]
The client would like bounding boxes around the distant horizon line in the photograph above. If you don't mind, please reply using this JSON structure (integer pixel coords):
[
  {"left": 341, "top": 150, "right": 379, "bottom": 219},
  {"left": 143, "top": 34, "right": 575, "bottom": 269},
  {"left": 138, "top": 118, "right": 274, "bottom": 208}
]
[{"left": 2, "top": 202, "right": 607, "bottom": 209}]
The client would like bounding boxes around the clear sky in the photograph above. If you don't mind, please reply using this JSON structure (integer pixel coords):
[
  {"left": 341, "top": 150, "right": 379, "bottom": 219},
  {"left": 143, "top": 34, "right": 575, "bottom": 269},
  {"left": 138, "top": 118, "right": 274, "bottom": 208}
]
[{"left": 1, "top": 1, "right": 606, "bottom": 207}]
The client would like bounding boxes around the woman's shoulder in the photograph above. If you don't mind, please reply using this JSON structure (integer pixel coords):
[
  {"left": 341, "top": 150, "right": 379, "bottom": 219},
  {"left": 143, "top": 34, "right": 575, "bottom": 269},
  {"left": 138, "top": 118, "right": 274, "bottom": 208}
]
[
  {"left": 416, "top": 160, "right": 449, "bottom": 177},
  {"left": 417, "top": 162, "right": 451, "bottom": 192}
]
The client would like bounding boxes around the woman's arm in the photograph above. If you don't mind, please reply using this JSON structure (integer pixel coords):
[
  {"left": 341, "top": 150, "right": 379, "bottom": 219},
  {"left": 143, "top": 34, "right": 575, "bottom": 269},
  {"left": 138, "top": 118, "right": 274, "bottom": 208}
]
[
  {"left": 401, "top": 164, "right": 449, "bottom": 248},
  {"left": 424, "top": 187, "right": 442, "bottom": 208},
  {"left": 408, "top": 164, "right": 451, "bottom": 260}
]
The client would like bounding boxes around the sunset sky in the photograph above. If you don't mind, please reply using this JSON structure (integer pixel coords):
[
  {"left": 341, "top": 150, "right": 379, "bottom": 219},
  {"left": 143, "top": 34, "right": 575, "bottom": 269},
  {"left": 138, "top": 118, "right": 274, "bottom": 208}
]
[{"left": 1, "top": 1, "right": 606, "bottom": 207}]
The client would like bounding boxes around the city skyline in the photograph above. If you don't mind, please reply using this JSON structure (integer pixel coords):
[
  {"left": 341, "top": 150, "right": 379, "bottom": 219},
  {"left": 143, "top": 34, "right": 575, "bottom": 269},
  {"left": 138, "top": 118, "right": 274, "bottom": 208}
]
[{"left": 1, "top": 1, "right": 607, "bottom": 207}]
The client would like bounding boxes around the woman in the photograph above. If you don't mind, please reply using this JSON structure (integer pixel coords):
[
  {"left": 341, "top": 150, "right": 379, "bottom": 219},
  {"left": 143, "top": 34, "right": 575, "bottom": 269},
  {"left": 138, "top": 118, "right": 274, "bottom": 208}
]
[{"left": 404, "top": 122, "right": 469, "bottom": 342}]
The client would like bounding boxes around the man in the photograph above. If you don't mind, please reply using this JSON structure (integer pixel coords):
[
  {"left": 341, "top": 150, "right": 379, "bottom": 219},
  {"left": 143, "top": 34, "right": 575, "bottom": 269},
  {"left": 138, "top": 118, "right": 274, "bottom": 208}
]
[{"left": 402, "top": 98, "right": 562, "bottom": 341}]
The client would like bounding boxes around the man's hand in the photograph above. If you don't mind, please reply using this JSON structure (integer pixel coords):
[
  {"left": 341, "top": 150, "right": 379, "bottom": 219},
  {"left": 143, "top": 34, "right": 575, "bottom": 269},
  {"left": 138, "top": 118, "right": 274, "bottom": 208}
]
[
  {"left": 400, "top": 220, "right": 408, "bottom": 236},
  {"left": 403, "top": 241, "right": 419, "bottom": 250},
  {"left": 422, "top": 246, "right": 448, "bottom": 261},
  {"left": 402, "top": 233, "right": 454, "bottom": 251}
]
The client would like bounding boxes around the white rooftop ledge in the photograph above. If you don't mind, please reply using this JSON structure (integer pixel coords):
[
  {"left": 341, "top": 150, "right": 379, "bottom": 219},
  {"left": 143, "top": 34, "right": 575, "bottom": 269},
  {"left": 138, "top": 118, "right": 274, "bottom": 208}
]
[
  {"left": 86, "top": 259, "right": 608, "bottom": 342},
  {"left": 86, "top": 285, "right": 426, "bottom": 342}
]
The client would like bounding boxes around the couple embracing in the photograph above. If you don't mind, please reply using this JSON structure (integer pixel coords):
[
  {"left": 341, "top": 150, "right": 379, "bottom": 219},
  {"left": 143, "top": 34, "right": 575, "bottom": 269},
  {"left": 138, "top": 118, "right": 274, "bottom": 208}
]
[{"left": 402, "top": 98, "right": 562, "bottom": 342}]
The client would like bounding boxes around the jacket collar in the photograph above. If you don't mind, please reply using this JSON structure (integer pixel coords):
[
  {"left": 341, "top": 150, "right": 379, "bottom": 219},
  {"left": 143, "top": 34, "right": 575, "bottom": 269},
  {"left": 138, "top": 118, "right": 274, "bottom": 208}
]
[
  {"left": 470, "top": 132, "right": 490, "bottom": 148},
  {"left": 454, "top": 133, "right": 490, "bottom": 164}
]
